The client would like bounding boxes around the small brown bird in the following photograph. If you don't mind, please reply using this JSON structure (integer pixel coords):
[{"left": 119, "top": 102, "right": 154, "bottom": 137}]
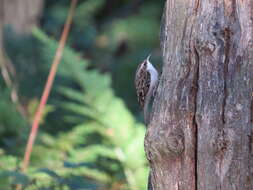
[{"left": 135, "top": 54, "right": 159, "bottom": 124}]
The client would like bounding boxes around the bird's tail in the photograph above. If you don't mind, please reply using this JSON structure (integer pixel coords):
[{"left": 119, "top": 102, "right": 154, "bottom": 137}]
[
  {"left": 147, "top": 171, "right": 153, "bottom": 190},
  {"left": 144, "top": 91, "right": 152, "bottom": 125}
]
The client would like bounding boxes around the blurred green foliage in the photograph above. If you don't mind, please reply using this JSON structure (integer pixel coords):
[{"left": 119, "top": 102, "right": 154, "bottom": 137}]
[{"left": 0, "top": 0, "right": 163, "bottom": 189}]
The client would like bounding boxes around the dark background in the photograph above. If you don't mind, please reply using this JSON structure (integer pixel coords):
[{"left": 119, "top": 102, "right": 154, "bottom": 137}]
[{"left": 0, "top": 0, "right": 163, "bottom": 189}]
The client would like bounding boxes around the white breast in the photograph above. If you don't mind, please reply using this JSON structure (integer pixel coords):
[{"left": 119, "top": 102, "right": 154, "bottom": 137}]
[{"left": 147, "top": 61, "right": 158, "bottom": 89}]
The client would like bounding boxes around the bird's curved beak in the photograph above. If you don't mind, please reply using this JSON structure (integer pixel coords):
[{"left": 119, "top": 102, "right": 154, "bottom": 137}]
[{"left": 146, "top": 54, "right": 151, "bottom": 62}]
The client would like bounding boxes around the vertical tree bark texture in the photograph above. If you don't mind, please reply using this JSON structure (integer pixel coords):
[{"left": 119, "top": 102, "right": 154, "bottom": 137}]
[{"left": 145, "top": 0, "right": 253, "bottom": 189}]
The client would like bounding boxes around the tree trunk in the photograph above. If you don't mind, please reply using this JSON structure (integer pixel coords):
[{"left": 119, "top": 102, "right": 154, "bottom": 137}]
[
  {"left": 2, "top": 0, "right": 43, "bottom": 34},
  {"left": 0, "top": 0, "right": 43, "bottom": 60},
  {"left": 145, "top": 0, "right": 253, "bottom": 189},
  {"left": 0, "top": 0, "right": 43, "bottom": 116}
]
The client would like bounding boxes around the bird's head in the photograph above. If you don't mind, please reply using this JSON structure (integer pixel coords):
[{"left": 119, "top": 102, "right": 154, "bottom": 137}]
[{"left": 141, "top": 54, "right": 152, "bottom": 67}]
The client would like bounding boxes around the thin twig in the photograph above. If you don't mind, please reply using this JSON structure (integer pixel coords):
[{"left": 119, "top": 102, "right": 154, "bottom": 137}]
[
  {"left": 0, "top": 0, "right": 26, "bottom": 117},
  {"left": 0, "top": 51, "right": 26, "bottom": 117},
  {"left": 16, "top": 0, "right": 78, "bottom": 189}
]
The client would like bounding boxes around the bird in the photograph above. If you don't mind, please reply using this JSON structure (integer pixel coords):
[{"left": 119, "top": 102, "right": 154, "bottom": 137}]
[{"left": 135, "top": 54, "right": 159, "bottom": 124}]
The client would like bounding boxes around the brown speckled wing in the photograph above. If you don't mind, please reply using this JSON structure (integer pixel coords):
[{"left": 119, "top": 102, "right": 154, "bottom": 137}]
[{"left": 135, "top": 63, "right": 150, "bottom": 109}]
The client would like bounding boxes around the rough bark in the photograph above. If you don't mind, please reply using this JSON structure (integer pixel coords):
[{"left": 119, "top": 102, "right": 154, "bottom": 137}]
[{"left": 145, "top": 0, "right": 253, "bottom": 189}]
